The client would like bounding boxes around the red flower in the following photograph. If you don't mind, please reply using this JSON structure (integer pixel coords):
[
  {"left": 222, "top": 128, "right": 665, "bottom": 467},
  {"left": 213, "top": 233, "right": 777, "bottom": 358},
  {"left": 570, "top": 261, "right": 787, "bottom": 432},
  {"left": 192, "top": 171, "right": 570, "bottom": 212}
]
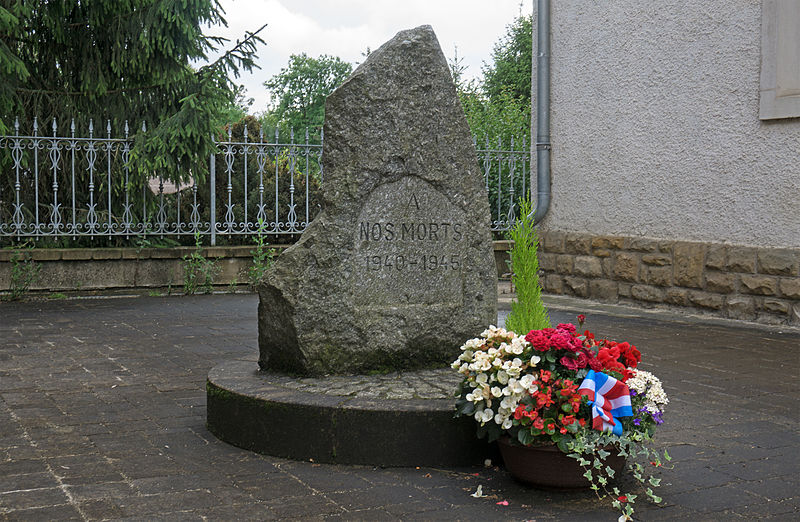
[
  {"left": 562, "top": 415, "right": 576, "bottom": 426},
  {"left": 578, "top": 418, "right": 586, "bottom": 427},
  {"left": 559, "top": 427, "right": 567, "bottom": 434},
  {"left": 618, "top": 342, "right": 641, "bottom": 368},
  {"left": 539, "top": 370, "right": 552, "bottom": 383},
  {"left": 577, "top": 314, "right": 586, "bottom": 324},
  {"left": 533, "top": 418, "right": 544, "bottom": 430},
  {"left": 526, "top": 330, "right": 551, "bottom": 352},
  {"left": 618, "top": 495, "right": 628, "bottom": 502},
  {"left": 587, "top": 357, "right": 603, "bottom": 371}
]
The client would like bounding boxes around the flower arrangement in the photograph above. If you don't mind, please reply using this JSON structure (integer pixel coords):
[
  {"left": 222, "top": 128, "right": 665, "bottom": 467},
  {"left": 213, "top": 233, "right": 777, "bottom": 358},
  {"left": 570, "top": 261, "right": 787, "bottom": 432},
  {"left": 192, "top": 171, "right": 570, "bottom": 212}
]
[{"left": 453, "top": 316, "right": 671, "bottom": 520}]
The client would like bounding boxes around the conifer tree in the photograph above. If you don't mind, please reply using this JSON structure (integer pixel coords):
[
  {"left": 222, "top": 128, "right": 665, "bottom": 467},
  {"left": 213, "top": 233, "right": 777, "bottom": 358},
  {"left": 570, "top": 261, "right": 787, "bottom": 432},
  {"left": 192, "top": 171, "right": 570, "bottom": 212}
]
[{"left": 0, "top": 0, "right": 265, "bottom": 183}]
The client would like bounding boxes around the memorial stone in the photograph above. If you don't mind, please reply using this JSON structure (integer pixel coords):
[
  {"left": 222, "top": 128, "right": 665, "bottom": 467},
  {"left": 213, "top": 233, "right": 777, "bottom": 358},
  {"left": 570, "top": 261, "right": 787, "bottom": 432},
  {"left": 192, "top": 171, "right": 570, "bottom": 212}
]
[{"left": 258, "top": 25, "right": 497, "bottom": 375}]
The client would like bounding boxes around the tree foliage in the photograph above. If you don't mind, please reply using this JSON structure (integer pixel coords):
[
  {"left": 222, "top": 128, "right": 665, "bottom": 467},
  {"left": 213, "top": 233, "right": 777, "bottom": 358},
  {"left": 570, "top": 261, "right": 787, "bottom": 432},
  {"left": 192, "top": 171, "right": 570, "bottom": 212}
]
[
  {"left": 483, "top": 13, "right": 532, "bottom": 108},
  {"left": 262, "top": 53, "right": 352, "bottom": 137},
  {"left": 0, "top": 0, "right": 265, "bottom": 183},
  {"left": 450, "top": 13, "right": 532, "bottom": 144}
]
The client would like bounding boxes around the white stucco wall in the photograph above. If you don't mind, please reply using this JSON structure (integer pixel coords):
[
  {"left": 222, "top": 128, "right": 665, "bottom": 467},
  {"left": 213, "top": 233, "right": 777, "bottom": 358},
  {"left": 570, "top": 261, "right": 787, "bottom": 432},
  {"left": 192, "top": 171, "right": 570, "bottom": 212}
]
[{"left": 536, "top": 1, "right": 799, "bottom": 248}]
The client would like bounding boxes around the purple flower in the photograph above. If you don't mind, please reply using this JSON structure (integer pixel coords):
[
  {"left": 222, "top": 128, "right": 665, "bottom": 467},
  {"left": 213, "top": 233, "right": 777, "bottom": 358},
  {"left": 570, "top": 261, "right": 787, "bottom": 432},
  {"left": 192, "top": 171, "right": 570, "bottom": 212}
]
[
  {"left": 652, "top": 411, "right": 664, "bottom": 425},
  {"left": 633, "top": 418, "right": 641, "bottom": 426},
  {"left": 630, "top": 390, "right": 637, "bottom": 397}
]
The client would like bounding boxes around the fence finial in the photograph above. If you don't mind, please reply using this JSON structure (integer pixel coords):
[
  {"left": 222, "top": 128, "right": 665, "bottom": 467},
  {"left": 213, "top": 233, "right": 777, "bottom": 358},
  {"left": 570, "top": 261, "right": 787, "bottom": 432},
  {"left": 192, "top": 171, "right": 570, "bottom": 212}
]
[
  {"left": 107, "top": 119, "right": 111, "bottom": 137},
  {"left": 33, "top": 116, "right": 38, "bottom": 135},
  {"left": 124, "top": 120, "right": 129, "bottom": 138},
  {"left": 71, "top": 118, "right": 75, "bottom": 136},
  {"left": 89, "top": 119, "right": 94, "bottom": 138},
  {"left": 14, "top": 116, "right": 19, "bottom": 134},
  {"left": 52, "top": 117, "right": 57, "bottom": 136}
]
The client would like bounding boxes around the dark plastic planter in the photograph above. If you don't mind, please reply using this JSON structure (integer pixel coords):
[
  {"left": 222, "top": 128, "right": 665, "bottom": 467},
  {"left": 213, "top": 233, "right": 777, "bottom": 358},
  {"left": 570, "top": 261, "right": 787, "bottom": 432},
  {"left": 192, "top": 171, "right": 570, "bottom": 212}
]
[{"left": 497, "top": 436, "right": 626, "bottom": 489}]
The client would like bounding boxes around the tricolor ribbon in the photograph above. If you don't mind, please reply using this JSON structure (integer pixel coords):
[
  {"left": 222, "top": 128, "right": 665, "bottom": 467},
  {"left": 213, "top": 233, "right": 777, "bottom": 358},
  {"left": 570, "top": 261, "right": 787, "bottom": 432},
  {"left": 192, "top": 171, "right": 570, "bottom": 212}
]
[{"left": 577, "top": 370, "right": 633, "bottom": 436}]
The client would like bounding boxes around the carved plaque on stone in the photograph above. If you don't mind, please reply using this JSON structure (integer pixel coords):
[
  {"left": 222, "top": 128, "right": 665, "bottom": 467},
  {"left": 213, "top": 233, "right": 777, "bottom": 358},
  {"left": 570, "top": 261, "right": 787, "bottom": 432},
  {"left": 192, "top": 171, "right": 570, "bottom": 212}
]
[{"left": 258, "top": 25, "right": 497, "bottom": 375}]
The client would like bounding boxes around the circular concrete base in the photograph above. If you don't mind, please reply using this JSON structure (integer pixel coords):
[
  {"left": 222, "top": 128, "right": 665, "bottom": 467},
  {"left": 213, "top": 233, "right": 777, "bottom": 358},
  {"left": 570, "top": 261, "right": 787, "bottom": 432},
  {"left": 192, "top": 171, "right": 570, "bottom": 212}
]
[{"left": 206, "top": 358, "right": 496, "bottom": 466}]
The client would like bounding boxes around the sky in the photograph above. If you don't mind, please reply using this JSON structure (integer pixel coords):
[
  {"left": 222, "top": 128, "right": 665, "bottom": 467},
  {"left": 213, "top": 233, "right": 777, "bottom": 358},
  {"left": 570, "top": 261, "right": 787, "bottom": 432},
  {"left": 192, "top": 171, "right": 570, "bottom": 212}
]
[{"left": 209, "top": 0, "right": 533, "bottom": 113}]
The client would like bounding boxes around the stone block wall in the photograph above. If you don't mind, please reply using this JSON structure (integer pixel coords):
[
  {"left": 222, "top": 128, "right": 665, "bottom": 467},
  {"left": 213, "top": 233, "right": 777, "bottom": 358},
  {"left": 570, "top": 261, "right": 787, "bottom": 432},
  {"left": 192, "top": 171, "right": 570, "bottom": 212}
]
[
  {"left": 536, "top": 231, "right": 800, "bottom": 326},
  {"left": 0, "top": 246, "right": 290, "bottom": 293}
]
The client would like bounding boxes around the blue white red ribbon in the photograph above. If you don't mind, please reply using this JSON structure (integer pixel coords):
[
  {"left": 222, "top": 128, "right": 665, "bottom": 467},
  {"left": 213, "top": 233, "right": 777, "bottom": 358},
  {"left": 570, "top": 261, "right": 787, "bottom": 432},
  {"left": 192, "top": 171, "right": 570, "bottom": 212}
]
[{"left": 578, "top": 370, "right": 633, "bottom": 436}]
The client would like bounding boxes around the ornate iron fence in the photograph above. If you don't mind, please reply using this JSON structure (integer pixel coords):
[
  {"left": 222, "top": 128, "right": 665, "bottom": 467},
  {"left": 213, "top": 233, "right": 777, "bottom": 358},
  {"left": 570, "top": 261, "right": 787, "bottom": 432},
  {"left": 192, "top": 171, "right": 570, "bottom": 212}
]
[{"left": 0, "top": 118, "right": 530, "bottom": 245}]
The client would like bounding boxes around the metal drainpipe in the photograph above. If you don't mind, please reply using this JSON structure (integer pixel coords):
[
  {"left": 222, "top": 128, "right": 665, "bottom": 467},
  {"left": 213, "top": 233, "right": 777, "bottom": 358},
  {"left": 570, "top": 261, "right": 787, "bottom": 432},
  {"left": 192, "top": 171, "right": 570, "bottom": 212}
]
[{"left": 532, "top": 0, "right": 551, "bottom": 225}]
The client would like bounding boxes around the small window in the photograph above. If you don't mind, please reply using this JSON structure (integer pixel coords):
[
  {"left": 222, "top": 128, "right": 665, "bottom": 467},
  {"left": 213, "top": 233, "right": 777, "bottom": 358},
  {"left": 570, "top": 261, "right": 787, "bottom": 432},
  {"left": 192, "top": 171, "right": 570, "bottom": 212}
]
[{"left": 760, "top": 0, "right": 800, "bottom": 119}]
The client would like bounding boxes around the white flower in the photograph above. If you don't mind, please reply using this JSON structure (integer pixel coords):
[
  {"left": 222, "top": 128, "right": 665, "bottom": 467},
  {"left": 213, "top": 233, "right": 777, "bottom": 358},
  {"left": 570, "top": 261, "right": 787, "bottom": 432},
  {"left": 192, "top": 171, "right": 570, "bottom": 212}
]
[
  {"left": 480, "top": 408, "right": 494, "bottom": 424},
  {"left": 519, "top": 374, "right": 535, "bottom": 389},
  {"left": 491, "top": 386, "right": 503, "bottom": 398},
  {"left": 465, "top": 392, "right": 483, "bottom": 403},
  {"left": 502, "top": 418, "right": 513, "bottom": 430},
  {"left": 530, "top": 355, "right": 541, "bottom": 366},
  {"left": 496, "top": 370, "right": 509, "bottom": 385},
  {"left": 500, "top": 396, "right": 517, "bottom": 410},
  {"left": 628, "top": 369, "right": 669, "bottom": 412},
  {"left": 475, "top": 373, "right": 488, "bottom": 385},
  {"left": 508, "top": 337, "right": 525, "bottom": 355},
  {"left": 507, "top": 378, "right": 525, "bottom": 395}
]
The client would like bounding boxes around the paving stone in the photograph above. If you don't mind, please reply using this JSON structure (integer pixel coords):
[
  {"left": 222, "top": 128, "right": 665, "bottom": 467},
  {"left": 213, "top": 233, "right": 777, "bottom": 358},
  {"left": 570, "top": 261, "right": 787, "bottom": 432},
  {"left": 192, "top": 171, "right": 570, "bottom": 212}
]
[
  {"left": 667, "top": 484, "right": 763, "bottom": 513},
  {"left": 0, "top": 503, "right": 83, "bottom": 521}
]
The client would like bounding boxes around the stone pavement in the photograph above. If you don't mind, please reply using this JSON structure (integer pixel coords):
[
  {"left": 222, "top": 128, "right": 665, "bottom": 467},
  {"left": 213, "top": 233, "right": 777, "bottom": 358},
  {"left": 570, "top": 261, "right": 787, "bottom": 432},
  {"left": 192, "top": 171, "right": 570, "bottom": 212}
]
[{"left": 1, "top": 292, "right": 798, "bottom": 521}]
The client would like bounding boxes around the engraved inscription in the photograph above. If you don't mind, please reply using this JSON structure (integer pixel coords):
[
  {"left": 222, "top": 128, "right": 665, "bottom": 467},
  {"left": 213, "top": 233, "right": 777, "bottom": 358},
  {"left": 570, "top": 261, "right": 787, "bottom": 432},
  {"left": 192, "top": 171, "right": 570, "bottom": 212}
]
[{"left": 353, "top": 177, "right": 466, "bottom": 306}]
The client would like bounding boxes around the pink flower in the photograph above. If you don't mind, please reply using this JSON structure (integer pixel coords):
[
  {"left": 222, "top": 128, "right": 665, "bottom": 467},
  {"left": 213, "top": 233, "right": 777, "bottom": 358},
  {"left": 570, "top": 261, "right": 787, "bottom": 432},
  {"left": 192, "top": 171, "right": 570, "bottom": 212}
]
[
  {"left": 549, "top": 332, "right": 574, "bottom": 351},
  {"left": 560, "top": 355, "right": 579, "bottom": 370},
  {"left": 557, "top": 323, "right": 577, "bottom": 334}
]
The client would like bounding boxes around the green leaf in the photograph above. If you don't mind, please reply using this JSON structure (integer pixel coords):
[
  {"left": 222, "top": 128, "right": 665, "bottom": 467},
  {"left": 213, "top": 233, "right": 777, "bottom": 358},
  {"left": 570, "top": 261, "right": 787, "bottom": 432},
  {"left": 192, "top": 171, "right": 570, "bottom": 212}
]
[
  {"left": 597, "top": 448, "right": 610, "bottom": 459},
  {"left": 649, "top": 477, "right": 661, "bottom": 487}
]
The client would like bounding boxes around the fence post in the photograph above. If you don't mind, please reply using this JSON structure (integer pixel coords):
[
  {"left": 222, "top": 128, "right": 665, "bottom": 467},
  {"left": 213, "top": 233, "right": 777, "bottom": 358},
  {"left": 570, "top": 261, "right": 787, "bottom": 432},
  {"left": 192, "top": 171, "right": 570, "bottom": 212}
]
[{"left": 210, "top": 151, "right": 216, "bottom": 246}]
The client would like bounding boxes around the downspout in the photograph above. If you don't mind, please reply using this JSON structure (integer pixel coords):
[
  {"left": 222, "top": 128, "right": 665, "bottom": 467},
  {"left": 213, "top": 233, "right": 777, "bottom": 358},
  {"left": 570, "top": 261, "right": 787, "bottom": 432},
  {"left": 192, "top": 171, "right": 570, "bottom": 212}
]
[{"left": 532, "top": 0, "right": 551, "bottom": 225}]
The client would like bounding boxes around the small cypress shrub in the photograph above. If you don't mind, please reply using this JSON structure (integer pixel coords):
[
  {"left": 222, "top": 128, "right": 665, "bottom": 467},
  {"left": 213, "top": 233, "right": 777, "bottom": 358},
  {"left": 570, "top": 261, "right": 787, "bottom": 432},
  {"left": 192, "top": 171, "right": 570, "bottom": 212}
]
[{"left": 504, "top": 198, "right": 551, "bottom": 333}]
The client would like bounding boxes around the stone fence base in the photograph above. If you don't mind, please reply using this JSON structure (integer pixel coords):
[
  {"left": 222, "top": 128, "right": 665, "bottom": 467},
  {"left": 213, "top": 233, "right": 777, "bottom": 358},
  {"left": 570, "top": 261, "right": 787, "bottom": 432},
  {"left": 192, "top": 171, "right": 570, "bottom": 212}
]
[
  {"left": 0, "top": 243, "right": 512, "bottom": 294},
  {"left": 536, "top": 231, "right": 800, "bottom": 326}
]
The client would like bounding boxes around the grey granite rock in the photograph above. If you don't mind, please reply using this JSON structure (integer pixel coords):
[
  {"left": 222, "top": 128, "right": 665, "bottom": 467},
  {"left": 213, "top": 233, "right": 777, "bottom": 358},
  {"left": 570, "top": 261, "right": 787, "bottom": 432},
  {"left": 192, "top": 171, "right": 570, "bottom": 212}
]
[{"left": 258, "top": 25, "right": 497, "bottom": 375}]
